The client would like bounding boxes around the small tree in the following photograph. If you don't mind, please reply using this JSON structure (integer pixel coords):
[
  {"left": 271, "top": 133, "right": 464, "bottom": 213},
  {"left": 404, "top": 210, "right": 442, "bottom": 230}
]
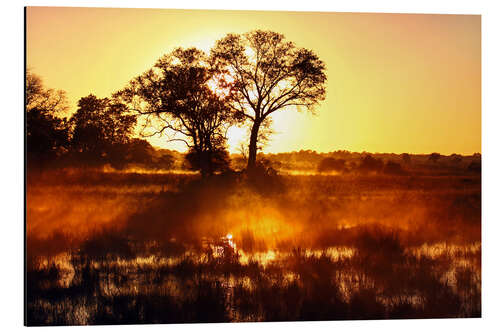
[
  {"left": 317, "top": 157, "right": 346, "bottom": 173},
  {"left": 115, "top": 48, "right": 237, "bottom": 177},
  {"left": 401, "top": 153, "right": 411, "bottom": 164},
  {"left": 26, "top": 70, "right": 68, "bottom": 116},
  {"left": 428, "top": 152, "right": 441, "bottom": 164},
  {"left": 211, "top": 30, "right": 327, "bottom": 171},
  {"left": 450, "top": 153, "right": 462, "bottom": 164}
]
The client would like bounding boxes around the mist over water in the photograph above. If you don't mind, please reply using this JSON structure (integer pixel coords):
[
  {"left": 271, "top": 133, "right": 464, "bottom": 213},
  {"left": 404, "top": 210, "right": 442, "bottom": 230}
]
[{"left": 26, "top": 166, "right": 481, "bottom": 324}]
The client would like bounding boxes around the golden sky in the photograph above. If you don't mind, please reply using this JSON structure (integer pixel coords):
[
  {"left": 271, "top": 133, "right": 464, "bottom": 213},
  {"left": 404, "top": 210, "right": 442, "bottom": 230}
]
[{"left": 26, "top": 7, "right": 481, "bottom": 155}]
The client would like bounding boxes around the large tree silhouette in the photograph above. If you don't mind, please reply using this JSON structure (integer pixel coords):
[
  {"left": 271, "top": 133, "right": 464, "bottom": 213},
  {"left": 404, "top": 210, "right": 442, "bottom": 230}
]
[
  {"left": 211, "top": 30, "right": 327, "bottom": 171},
  {"left": 115, "top": 48, "right": 237, "bottom": 177}
]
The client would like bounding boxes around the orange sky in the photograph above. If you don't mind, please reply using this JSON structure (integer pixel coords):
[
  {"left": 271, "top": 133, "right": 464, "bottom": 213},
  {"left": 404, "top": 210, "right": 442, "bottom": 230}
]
[{"left": 26, "top": 7, "right": 481, "bottom": 155}]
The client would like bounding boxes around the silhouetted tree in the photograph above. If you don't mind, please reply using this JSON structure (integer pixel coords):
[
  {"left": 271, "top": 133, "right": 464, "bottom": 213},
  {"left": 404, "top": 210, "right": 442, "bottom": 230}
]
[
  {"left": 115, "top": 48, "right": 237, "bottom": 177},
  {"left": 428, "top": 152, "right": 441, "bottom": 163},
  {"left": 237, "top": 142, "right": 249, "bottom": 162},
  {"left": 26, "top": 70, "right": 68, "bottom": 115},
  {"left": 25, "top": 70, "right": 70, "bottom": 169},
  {"left": 211, "top": 30, "right": 327, "bottom": 171},
  {"left": 70, "top": 94, "right": 136, "bottom": 168}
]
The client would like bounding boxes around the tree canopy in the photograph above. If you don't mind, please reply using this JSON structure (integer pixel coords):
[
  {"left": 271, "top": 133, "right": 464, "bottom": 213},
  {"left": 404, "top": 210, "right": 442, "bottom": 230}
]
[
  {"left": 26, "top": 70, "right": 71, "bottom": 168},
  {"left": 26, "top": 70, "right": 68, "bottom": 116},
  {"left": 115, "top": 48, "right": 238, "bottom": 176},
  {"left": 70, "top": 94, "right": 136, "bottom": 168}
]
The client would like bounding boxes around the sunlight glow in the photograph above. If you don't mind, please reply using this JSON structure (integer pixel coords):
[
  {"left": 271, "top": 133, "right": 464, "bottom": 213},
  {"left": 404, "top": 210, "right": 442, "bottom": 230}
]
[
  {"left": 226, "top": 126, "right": 248, "bottom": 154},
  {"left": 26, "top": 8, "right": 480, "bottom": 154},
  {"left": 206, "top": 73, "right": 233, "bottom": 98}
]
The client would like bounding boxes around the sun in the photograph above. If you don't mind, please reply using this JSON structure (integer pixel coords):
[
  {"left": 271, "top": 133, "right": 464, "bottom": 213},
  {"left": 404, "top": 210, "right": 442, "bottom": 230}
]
[
  {"left": 226, "top": 126, "right": 249, "bottom": 154},
  {"left": 207, "top": 73, "right": 234, "bottom": 98},
  {"left": 225, "top": 233, "right": 236, "bottom": 250}
]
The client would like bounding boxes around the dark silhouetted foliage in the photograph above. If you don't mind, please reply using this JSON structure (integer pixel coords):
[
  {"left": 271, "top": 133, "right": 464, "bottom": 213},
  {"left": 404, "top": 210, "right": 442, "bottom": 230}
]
[
  {"left": 428, "top": 152, "right": 441, "bottom": 163},
  {"left": 126, "top": 138, "right": 155, "bottom": 165},
  {"left": 26, "top": 71, "right": 71, "bottom": 169},
  {"left": 185, "top": 146, "right": 231, "bottom": 175},
  {"left": 358, "top": 154, "right": 384, "bottom": 173},
  {"left": 383, "top": 161, "right": 405, "bottom": 175},
  {"left": 69, "top": 94, "right": 136, "bottom": 167},
  {"left": 450, "top": 153, "right": 463, "bottom": 164},
  {"left": 401, "top": 153, "right": 411, "bottom": 164},
  {"left": 244, "top": 158, "right": 285, "bottom": 195},
  {"left": 317, "top": 157, "right": 346, "bottom": 173}
]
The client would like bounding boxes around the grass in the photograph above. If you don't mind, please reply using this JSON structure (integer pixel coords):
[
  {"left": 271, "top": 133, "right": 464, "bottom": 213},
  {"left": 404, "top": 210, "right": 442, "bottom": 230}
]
[{"left": 26, "top": 168, "right": 481, "bottom": 325}]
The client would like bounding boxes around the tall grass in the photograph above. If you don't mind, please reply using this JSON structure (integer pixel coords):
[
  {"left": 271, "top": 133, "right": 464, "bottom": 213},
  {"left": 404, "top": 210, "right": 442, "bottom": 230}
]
[{"left": 26, "top": 169, "right": 481, "bottom": 325}]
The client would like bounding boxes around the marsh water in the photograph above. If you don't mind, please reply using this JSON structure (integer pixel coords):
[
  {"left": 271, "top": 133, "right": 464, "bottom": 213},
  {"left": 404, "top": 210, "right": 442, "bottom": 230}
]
[{"left": 26, "top": 170, "right": 481, "bottom": 324}]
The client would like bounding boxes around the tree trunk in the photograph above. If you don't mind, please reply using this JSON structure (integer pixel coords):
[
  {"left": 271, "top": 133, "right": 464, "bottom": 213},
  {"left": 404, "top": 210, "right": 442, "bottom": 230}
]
[
  {"left": 206, "top": 150, "right": 214, "bottom": 177},
  {"left": 247, "top": 121, "right": 260, "bottom": 171},
  {"left": 199, "top": 150, "right": 212, "bottom": 179}
]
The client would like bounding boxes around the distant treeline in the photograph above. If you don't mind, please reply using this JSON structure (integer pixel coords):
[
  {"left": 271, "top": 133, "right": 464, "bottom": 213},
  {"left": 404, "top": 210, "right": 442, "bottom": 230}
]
[
  {"left": 26, "top": 70, "right": 182, "bottom": 172},
  {"left": 246, "top": 150, "right": 481, "bottom": 175}
]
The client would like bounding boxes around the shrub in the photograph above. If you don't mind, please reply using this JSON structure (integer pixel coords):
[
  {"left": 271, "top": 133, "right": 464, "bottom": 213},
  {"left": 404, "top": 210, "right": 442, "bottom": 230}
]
[{"left": 317, "top": 157, "right": 346, "bottom": 173}]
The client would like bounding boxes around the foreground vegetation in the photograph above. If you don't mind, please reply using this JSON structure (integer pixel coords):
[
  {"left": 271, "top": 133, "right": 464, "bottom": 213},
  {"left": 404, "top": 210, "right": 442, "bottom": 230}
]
[{"left": 26, "top": 166, "right": 481, "bottom": 325}]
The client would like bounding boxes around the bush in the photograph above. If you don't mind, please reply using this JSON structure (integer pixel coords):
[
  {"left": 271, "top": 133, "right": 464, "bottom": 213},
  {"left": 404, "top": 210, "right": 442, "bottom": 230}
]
[
  {"left": 428, "top": 152, "right": 441, "bottom": 163},
  {"left": 383, "top": 161, "right": 405, "bottom": 175},
  {"left": 317, "top": 157, "right": 346, "bottom": 173},
  {"left": 185, "top": 148, "right": 231, "bottom": 176},
  {"left": 358, "top": 155, "right": 384, "bottom": 173}
]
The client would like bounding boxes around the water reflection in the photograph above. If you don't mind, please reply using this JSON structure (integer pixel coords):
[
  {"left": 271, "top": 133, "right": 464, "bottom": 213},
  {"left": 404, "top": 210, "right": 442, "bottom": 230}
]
[
  {"left": 26, "top": 171, "right": 481, "bottom": 324},
  {"left": 27, "top": 236, "right": 481, "bottom": 324}
]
